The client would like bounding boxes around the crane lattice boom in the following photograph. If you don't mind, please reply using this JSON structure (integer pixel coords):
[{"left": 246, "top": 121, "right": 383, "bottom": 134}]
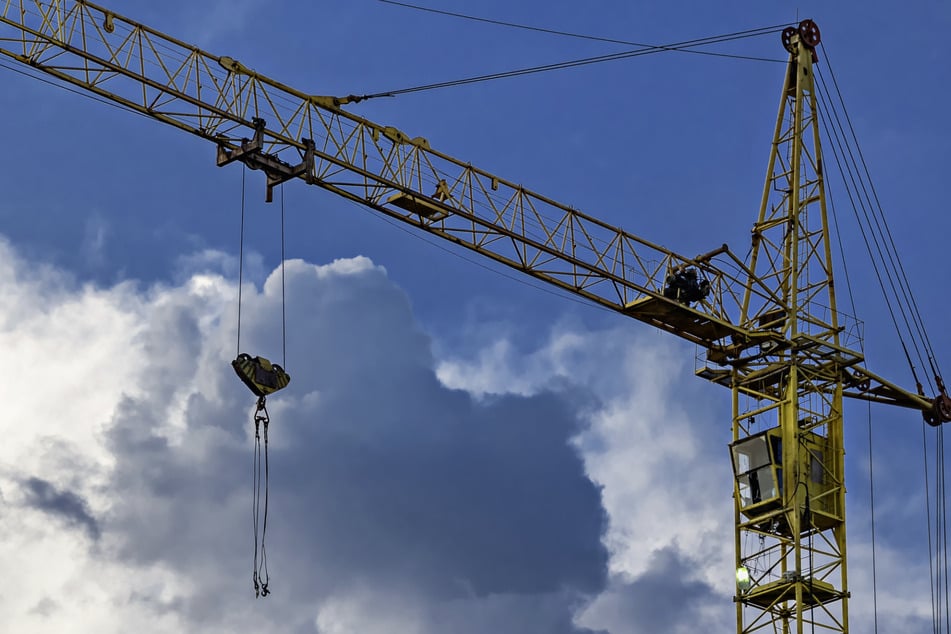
[{"left": 3, "top": 2, "right": 949, "bottom": 632}]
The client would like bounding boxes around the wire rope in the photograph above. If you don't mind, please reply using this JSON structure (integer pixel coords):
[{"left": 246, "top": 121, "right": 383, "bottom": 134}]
[
  {"left": 940, "top": 430, "right": 944, "bottom": 634},
  {"left": 251, "top": 405, "right": 261, "bottom": 589},
  {"left": 359, "top": 25, "right": 792, "bottom": 99},
  {"left": 923, "top": 420, "right": 939, "bottom": 634},
  {"left": 939, "top": 427, "right": 949, "bottom": 632},
  {"left": 251, "top": 397, "right": 271, "bottom": 597},
  {"left": 937, "top": 426, "right": 951, "bottom": 632},
  {"left": 867, "top": 398, "right": 880, "bottom": 633},
  {"left": 237, "top": 166, "right": 247, "bottom": 355},
  {"left": 824, "top": 153, "right": 862, "bottom": 351},
  {"left": 0, "top": 59, "right": 148, "bottom": 119},
  {"left": 281, "top": 184, "right": 287, "bottom": 369},
  {"left": 8, "top": 1, "right": 786, "bottom": 138},
  {"left": 815, "top": 91, "right": 921, "bottom": 379},
  {"left": 818, "top": 46, "right": 939, "bottom": 381},
  {"left": 376, "top": 0, "right": 786, "bottom": 63},
  {"left": 820, "top": 48, "right": 941, "bottom": 379},
  {"left": 817, "top": 45, "right": 950, "bottom": 632},
  {"left": 814, "top": 72, "right": 929, "bottom": 389}
]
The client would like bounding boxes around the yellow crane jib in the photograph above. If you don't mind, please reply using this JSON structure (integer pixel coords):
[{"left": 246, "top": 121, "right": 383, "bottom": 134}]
[{"left": 232, "top": 353, "right": 290, "bottom": 398}]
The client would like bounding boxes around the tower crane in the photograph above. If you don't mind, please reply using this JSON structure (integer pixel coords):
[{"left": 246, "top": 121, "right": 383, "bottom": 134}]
[{"left": 2, "top": 2, "right": 947, "bottom": 632}]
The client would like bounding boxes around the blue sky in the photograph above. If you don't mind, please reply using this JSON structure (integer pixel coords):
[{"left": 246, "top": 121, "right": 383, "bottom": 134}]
[{"left": 1, "top": 1, "right": 949, "bottom": 632}]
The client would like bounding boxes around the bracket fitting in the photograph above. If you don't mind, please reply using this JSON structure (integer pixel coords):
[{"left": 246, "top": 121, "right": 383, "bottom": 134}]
[{"left": 216, "top": 117, "right": 315, "bottom": 202}]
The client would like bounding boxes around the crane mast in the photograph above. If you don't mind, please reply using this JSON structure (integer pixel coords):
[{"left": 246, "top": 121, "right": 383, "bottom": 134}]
[
  {"left": 727, "top": 22, "right": 847, "bottom": 633},
  {"left": 2, "top": 2, "right": 949, "bottom": 632}
]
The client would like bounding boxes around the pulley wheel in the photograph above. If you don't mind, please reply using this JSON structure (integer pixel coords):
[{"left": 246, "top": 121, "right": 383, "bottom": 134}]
[
  {"left": 781, "top": 26, "right": 797, "bottom": 53},
  {"left": 798, "top": 19, "right": 821, "bottom": 48},
  {"left": 937, "top": 394, "right": 951, "bottom": 422}
]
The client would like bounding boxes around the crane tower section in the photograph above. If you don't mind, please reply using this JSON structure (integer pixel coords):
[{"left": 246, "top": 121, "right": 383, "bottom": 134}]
[{"left": 720, "top": 22, "right": 850, "bottom": 633}]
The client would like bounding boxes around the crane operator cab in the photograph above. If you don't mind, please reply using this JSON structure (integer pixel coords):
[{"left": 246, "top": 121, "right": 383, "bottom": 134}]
[{"left": 730, "top": 426, "right": 839, "bottom": 537}]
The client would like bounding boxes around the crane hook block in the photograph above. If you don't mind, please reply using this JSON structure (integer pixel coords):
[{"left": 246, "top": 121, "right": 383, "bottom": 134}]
[{"left": 232, "top": 353, "right": 290, "bottom": 397}]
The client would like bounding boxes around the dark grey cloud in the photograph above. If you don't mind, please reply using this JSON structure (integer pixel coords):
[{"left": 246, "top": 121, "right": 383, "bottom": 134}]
[
  {"left": 20, "top": 476, "right": 100, "bottom": 541},
  {"left": 29, "top": 597, "right": 58, "bottom": 617},
  {"left": 422, "top": 590, "right": 609, "bottom": 634},
  {"left": 580, "top": 547, "right": 726, "bottom": 634},
  {"left": 100, "top": 258, "right": 608, "bottom": 631}
]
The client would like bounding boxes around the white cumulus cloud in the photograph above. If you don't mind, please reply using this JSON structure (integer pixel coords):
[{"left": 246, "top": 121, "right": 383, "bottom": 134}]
[
  {"left": 2, "top": 233, "right": 927, "bottom": 633},
  {"left": 0, "top": 237, "right": 607, "bottom": 634}
]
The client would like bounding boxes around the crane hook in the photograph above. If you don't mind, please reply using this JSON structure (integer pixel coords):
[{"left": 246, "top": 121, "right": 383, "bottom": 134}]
[{"left": 232, "top": 354, "right": 290, "bottom": 397}]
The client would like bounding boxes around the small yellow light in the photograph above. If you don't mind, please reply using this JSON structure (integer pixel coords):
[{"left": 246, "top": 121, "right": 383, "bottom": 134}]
[{"left": 736, "top": 566, "right": 751, "bottom": 592}]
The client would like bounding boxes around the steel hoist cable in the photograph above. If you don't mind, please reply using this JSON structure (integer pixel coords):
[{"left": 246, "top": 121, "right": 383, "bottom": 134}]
[
  {"left": 237, "top": 167, "right": 247, "bottom": 357},
  {"left": 357, "top": 24, "right": 792, "bottom": 100},
  {"left": 866, "top": 399, "right": 880, "bottom": 633},
  {"left": 815, "top": 79, "right": 926, "bottom": 389},
  {"left": 817, "top": 46, "right": 951, "bottom": 632},
  {"left": 818, "top": 50, "right": 942, "bottom": 392},
  {"left": 233, "top": 171, "right": 291, "bottom": 597},
  {"left": 252, "top": 396, "right": 271, "bottom": 597},
  {"left": 376, "top": 0, "right": 788, "bottom": 64}
]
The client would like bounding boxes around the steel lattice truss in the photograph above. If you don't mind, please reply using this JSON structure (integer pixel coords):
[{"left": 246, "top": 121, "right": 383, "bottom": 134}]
[
  {"left": 0, "top": 1, "right": 933, "bottom": 411},
  {"left": 2, "top": 6, "right": 946, "bottom": 633},
  {"left": 1, "top": 0, "right": 773, "bottom": 343}
]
